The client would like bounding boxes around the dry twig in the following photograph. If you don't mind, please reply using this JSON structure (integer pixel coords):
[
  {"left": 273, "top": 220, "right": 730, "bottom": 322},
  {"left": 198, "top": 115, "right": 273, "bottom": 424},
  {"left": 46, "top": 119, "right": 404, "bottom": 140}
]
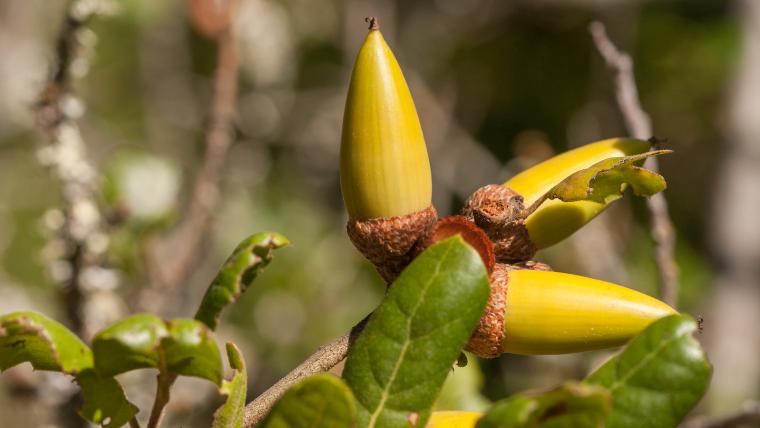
[
  {"left": 589, "top": 21, "right": 680, "bottom": 307},
  {"left": 141, "top": 2, "right": 240, "bottom": 310}
]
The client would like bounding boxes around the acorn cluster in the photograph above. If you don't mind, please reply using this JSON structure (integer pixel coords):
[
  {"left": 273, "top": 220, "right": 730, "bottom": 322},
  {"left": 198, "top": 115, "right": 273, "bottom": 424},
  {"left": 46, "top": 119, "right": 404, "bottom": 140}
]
[{"left": 340, "top": 18, "right": 675, "bottom": 358}]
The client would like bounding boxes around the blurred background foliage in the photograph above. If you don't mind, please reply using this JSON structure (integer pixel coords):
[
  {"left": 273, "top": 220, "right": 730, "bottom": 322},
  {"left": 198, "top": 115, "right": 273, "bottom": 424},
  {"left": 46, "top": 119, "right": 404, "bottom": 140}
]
[{"left": 0, "top": 0, "right": 755, "bottom": 426}]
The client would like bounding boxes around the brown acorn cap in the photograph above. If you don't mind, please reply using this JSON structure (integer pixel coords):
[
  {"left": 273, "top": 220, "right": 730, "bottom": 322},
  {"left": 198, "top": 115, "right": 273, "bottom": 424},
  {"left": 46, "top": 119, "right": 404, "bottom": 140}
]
[
  {"left": 347, "top": 206, "right": 437, "bottom": 283},
  {"left": 462, "top": 184, "right": 537, "bottom": 263},
  {"left": 417, "top": 216, "right": 495, "bottom": 274},
  {"left": 465, "top": 260, "right": 554, "bottom": 358}
]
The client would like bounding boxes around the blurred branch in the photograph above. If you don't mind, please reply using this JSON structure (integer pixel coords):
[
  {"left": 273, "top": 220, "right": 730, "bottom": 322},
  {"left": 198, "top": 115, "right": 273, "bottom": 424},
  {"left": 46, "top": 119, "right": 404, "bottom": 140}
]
[
  {"left": 242, "top": 319, "right": 367, "bottom": 427},
  {"left": 142, "top": 4, "right": 239, "bottom": 308},
  {"left": 589, "top": 21, "right": 680, "bottom": 307},
  {"left": 681, "top": 402, "right": 760, "bottom": 428},
  {"left": 36, "top": 0, "right": 120, "bottom": 339}
]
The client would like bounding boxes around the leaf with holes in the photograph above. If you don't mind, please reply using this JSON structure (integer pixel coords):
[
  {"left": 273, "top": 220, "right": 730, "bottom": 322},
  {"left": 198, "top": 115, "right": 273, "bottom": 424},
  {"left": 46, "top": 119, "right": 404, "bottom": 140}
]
[
  {"left": 343, "top": 236, "right": 491, "bottom": 428},
  {"left": 92, "top": 313, "right": 222, "bottom": 385},
  {"left": 531, "top": 150, "right": 670, "bottom": 212},
  {"left": 195, "top": 232, "right": 289, "bottom": 330},
  {"left": 212, "top": 343, "right": 248, "bottom": 428},
  {"left": 260, "top": 374, "right": 357, "bottom": 428},
  {"left": 476, "top": 382, "right": 610, "bottom": 428},
  {"left": 584, "top": 314, "right": 711, "bottom": 428},
  {"left": 0, "top": 312, "right": 137, "bottom": 427}
]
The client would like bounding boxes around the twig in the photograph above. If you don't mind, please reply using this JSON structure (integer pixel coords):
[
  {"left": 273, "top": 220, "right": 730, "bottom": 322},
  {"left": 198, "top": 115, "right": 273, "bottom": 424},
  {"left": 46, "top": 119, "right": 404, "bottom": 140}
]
[
  {"left": 681, "top": 402, "right": 760, "bottom": 428},
  {"left": 141, "top": 6, "right": 240, "bottom": 309},
  {"left": 129, "top": 416, "right": 142, "bottom": 428},
  {"left": 589, "top": 21, "right": 680, "bottom": 307},
  {"left": 242, "top": 319, "right": 367, "bottom": 427},
  {"left": 36, "top": 0, "right": 121, "bottom": 339},
  {"left": 146, "top": 372, "right": 178, "bottom": 428}
]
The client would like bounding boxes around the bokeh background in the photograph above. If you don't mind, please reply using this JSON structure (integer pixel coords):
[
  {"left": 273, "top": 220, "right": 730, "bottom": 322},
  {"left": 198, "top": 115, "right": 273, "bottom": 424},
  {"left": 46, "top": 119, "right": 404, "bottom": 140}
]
[{"left": 1, "top": 0, "right": 757, "bottom": 426}]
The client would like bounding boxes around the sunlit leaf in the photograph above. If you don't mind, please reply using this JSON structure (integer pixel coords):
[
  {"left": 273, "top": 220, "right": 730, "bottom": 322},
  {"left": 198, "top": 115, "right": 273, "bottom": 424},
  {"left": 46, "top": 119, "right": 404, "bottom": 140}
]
[
  {"left": 477, "top": 382, "right": 610, "bottom": 428},
  {"left": 260, "top": 374, "right": 356, "bottom": 428},
  {"left": 343, "top": 236, "right": 491, "bottom": 428},
  {"left": 92, "top": 313, "right": 222, "bottom": 384},
  {"left": 584, "top": 314, "right": 711, "bottom": 428},
  {"left": 212, "top": 342, "right": 247, "bottom": 428},
  {"left": 195, "top": 232, "right": 289, "bottom": 330}
]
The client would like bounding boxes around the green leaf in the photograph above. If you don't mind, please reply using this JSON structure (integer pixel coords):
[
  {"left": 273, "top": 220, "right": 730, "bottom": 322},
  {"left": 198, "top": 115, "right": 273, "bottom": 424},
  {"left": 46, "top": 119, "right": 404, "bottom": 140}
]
[
  {"left": 476, "top": 383, "right": 610, "bottom": 428},
  {"left": 77, "top": 369, "right": 139, "bottom": 428},
  {"left": 195, "top": 232, "right": 289, "bottom": 330},
  {"left": 212, "top": 342, "right": 248, "bottom": 428},
  {"left": 535, "top": 150, "right": 670, "bottom": 209},
  {"left": 260, "top": 374, "right": 357, "bottom": 428},
  {"left": 343, "top": 236, "right": 491, "bottom": 428},
  {"left": 584, "top": 314, "right": 711, "bottom": 428},
  {"left": 92, "top": 313, "right": 222, "bottom": 384},
  {"left": 0, "top": 312, "right": 137, "bottom": 427},
  {"left": 0, "top": 311, "right": 92, "bottom": 373}
]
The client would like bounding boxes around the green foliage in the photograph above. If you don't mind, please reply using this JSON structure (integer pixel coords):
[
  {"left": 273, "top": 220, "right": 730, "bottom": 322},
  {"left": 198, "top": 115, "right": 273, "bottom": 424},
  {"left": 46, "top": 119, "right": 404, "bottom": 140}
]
[
  {"left": 584, "top": 314, "right": 711, "bottom": 428},
  {"left": 343, "top": 237, "right": 491, "bottom": 428},
  {"left": 92, "top": 313, "right": 222, "bottom": 385},
  {"left": 195, "top": 232, "right": 290, "bottom": 330},
  {"left": 0, "top": 311, "right": 92, "bottom": 372},
  {"left": 0, "top": 312, "right": 137, "bottom": 427},
  {"left": 260, "top": 374, "right": 357, "bottom": 428},
  {"left": 476, "top": 383, "right": 610, "bottom": 428},
  {"left": 212, "top": 343, "right": 248, "bottom": 428},
  {"left": 538, "top": 150, "right": 670, "bottom": 207}
]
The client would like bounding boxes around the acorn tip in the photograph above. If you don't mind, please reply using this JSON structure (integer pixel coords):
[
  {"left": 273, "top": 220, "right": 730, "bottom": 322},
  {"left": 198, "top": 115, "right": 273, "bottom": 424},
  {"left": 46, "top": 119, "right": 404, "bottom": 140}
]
[{"left": 365, "top": 16, "right": 380, "bottom": 31}]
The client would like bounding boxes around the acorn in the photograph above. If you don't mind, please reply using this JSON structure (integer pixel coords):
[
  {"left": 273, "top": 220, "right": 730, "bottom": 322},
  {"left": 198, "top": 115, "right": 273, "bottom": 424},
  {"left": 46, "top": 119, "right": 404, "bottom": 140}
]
[
  {"left": 341, "top": 17, "right": 436, "bottom": 283},
  {"left": 463, "top": 138, "right": 651, "bottom": 261},
  {"left": 466, "top": 263, "right": 676, "bottom": 358},
  {"left": 426, "top": 411, "right": 481, "bottom": 428}
]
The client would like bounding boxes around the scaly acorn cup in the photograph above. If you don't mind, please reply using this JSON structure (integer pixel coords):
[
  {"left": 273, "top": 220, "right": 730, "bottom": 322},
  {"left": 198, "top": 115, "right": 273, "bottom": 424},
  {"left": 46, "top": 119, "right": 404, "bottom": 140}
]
[
  {"left": 466, "top": 262, "right": 676, "bottom": 358},
  {"left": 464, "top": 138, "right": 653, "bottom": 262},
  {"left": 342, "top": 18, "right": 436, "bottom": 283}
]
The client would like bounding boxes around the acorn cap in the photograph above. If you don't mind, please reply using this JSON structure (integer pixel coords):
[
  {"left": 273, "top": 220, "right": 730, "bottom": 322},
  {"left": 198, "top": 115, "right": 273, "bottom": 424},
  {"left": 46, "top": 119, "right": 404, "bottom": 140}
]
[
  {"left": 504, "top": 138, "right": 651, "bottom": 249},
  {"left": 417, "top": 216, "right": 495, "bottom": 274},
  {"left": 340, "top": 19, "right": 432, "bottom": 220},
  {"left": 462, "top": 184, "right": 536, "bottom": 263},
  {"left": 347, "top": 206, "right": 437, "bottom": 283}
]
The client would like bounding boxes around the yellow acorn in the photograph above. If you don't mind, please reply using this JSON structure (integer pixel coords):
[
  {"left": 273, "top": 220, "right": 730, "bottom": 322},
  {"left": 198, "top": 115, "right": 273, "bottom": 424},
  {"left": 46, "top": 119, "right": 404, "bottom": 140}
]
[
  {"left": 341, "top": 18, "right": 437, "bottom": 283},
  {"left": 466, "top": 263, "right": 676, "bottom": 357},
  {"left": 426, "top": 411, "right": 481, "bottom": 428},
  {"left": 505, "top": 138, "right": 651, "bottom": 249}
]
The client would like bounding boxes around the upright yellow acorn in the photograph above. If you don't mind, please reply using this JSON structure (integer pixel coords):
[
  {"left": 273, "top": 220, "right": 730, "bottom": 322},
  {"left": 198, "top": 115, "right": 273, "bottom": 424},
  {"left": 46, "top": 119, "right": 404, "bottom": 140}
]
[
  {"left": 466, "top": 263, "right": 676, "bottom": 357},
  {"left": 340, "top": 17, "right": 432, "bottom": 220},
  {"left": 505, "top": 138, "right": 651, "bottom": 249},
  {"left": 341, "top": 18, "right": 437, "bottom": 283}
]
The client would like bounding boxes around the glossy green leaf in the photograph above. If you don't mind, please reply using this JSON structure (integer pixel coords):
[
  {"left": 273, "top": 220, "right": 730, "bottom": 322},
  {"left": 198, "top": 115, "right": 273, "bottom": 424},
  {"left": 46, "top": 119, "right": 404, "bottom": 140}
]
[
  {"left": 584, "top": 314, "right": 711, "bottom": 428},
  {"left": 77, "top": 369, "right": 139, "bottom": 428},
  {"left": 212, "top": 343, "right": 247, "bottom": 428},
  {"left": 533, "top": 150, "right": 670, "bottom": 211},
  {"left": 0, "top": 311, "right": 92, "bottom": 373},
  {"left": 343, "top": 236, "right": 491, "bottom": 428},
  {"left": 195, "top": 232, "right": 289, "bottom": 330},
  {"left": 92, "top": 313, "right": 222, "bottom": 384},
  {"left": 260, "top": 374, "right": 357, "bottom": 428},
  {"left": 0, "top": 312, "right": 137, "bottom": 427},
  {"left": 476, "top": 383, "right": 610, "bottom": 428}
]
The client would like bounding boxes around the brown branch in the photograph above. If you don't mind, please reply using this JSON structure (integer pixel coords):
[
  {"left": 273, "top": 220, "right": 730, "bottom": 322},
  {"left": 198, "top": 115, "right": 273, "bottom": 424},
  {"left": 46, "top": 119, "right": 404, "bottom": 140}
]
[
  {"left": 589, "top": 21, "right": 680, "bottom": 307},
  {"left": 141, "top": 8, "right": 240, "bottom": 308},
  {"left": 242, "top": 319, "right": 367, "bottom": 427},
  {"left": 681, "top": 402, "right": 760, "bottom": 428},
  {"left": 146, "top": 372, "right": 178, "bottom": 428}
]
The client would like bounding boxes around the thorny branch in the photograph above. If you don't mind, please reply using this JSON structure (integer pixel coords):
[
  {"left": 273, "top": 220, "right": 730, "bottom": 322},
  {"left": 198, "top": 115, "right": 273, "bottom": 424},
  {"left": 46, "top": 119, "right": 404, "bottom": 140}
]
[
  {"left": 141, "top": 3, "right": 240, "bottom": 310},
  {"left": 242, "top": 319, "right": 368, "bottom": 427},
  {"left": 589, "top": 21, "right": 680, "bottom": 307},
  {"left": 36, "top": 0, "right": 122, "bottom": 339}
]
